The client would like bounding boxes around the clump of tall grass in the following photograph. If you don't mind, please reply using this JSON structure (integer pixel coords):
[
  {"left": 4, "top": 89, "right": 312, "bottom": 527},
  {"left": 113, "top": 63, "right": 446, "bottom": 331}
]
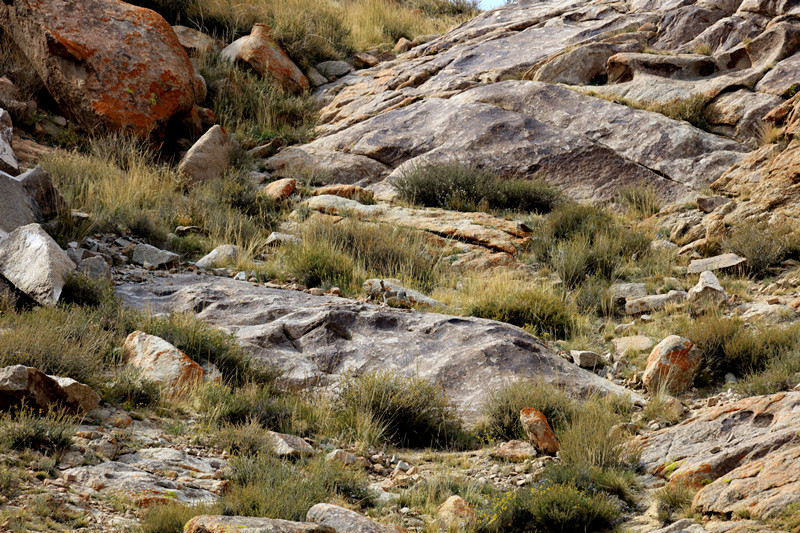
[
  {"left": 0, "top": 406, "right": 77, "bottom": 453},
  {"left": 395, "top": 162, "right": 562, "bottom": 214},
  {"left": 41, "top": 134, "right": 280, "bottom": 257},
  {"left": 616, "top": 184, "right": 661, "bottom": 218},
  {"left": 284, "top": 218, "right": 441, "bottom": 293},
  {"left": 678, "top": 314, "right": 800, "bottom": 380},
  {"left": 722, "top": 219, "right": 800, "bottom": 278},
  {"left": 338, "top": 370, "right": 466, "bottom": 448}
]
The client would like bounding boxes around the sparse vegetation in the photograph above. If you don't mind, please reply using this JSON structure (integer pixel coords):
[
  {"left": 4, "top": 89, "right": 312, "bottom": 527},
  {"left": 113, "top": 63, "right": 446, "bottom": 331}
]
[
  {"left": 395, "top": 162, "right": 562, "bottom": 214},
  {"left": 654, "top": 479, "right": 697, "bottom": 523},
  {"left": 722, "top": 219, "right": 798, "bottom": 278},
  {"left": 579, "top": 89, "right": 711, "bottom": 130},
  {"left": 617, "top": 184, "right": 662, "bottom": 218},
  {"left": 0, "top": 406, "right": 77, "bottom": 453},
  {"left": 466, "top": 284, "right": 574, "bottom": 338}
]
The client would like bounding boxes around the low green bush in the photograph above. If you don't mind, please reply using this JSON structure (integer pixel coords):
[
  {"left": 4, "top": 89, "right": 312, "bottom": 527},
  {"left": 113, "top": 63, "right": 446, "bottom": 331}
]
[
  {"left": 139, "top": 501, "right": 217, "bottom": 533},
  {"left": 337, "top": 370, "right": 465, "bottom": 448},
  {"left": 722, "top": 219, "right": 796, "bottom": 278},
  {"left": 616, "top": 184, "right": 661, "bottom": 218},
  {"left": 102, "top": 369, "right": 163, "bottom": 410},
  {"left": 653, "top": 479, "right": 696, "bottom": 523},
  {"left": 394, "top": 163, "right": 562, "bottom": 214},
  {"left": 679, "top": 314, "right": 800, "bottom": 379},
  {"left": 466, "top": 286, "right": 574, "bottom": 339},
  {"left": 220, "top": 453, "right": 370, "bottom": 521},
  {"left": 477, "top": 380, "right": 577, "bottom": 441}
]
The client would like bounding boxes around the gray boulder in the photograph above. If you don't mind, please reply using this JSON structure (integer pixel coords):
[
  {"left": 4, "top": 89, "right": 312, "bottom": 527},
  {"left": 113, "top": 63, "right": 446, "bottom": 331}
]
[
  {"left": 195, "top": 244, "right": 238, "bottom": 270},
  {"left": 0, "top": 223, "right": 75, "bottom": 305},
  {"left": 687, "top": 270, "right": 726, "bottom": 304},
  {"left": 315, "top": 60, "right": 352, "bottom": 79},
  {"left": 131, "top": 243, "right": 180, "bottom": 269},
  {"left": 14, "top": 165, "right": 67, "bottom": 219},
  {"left": 117, "top": 275, "right": 640, "bottom": 421},
  {"left": 77, "top": 256, "right": 112, "bottom": 282},
  {"left": 307, "top": 503, "right": 398, "bottom": 533}
]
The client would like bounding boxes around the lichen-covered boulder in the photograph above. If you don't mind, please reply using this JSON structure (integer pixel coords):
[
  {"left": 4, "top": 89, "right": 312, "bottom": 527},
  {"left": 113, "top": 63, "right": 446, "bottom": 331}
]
[
  {"left": 0, "top": 0, "right": 197, "bottom": 138},
  {"left": 642, "top": 336, "right": 703, "bottom": 394}
]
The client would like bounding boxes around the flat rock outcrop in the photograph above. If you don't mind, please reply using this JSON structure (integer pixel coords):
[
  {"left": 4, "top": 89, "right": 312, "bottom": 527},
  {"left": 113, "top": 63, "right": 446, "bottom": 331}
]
[
  {"left": 263, "top": 0, "right": 800, "bottom": 202},
  {"left": 638, "top": 392, "right": 800, "bottom": 490},
  {"left": 117, "top": 275, "right": 639, "bottom": 420},
  {"left": 0, "top": 0, "right": 197, "bottom": 138}
]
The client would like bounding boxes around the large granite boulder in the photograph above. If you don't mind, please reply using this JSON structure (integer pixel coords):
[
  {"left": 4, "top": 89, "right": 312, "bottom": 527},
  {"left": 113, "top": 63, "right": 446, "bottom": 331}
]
[
  {"left": 117, "top": 275, "right": 640, "bottom": 421},
  {"left": 0, "top": 365, "right": 99, "bottom": 413},
  {"left": 0, "top": 0, "right": 197, "bottom": 138}
]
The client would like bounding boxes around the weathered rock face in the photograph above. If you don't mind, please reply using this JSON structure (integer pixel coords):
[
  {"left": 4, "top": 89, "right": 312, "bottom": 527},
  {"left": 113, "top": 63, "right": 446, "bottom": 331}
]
[
  {"left": 0, "top": 171, "right": 42, "bottom": 236},
  {"left": 692, "top": 444, "right": 800, "bottom": 520},
  {"left": 0, "top": 108, "right": 19, "bottom": 175},
  {"left": 117, "top": 275, "right": 639, "bottom": 421},
  {"left": 14, "top": 166, "right": 67, "bottom": 220},
  {"left": 0, "top": 0, "right": 197, "bottom": 138},
  {"left": 122, "top": 331, "right": 204, "bottom": 393},
  {"left": 520, "top": 407, "right": 559, "bottom": 454},
  {"left": 0, "top": 365, "right": 98, "bottom": 413},
  {"left": 262, "top": 0, "right": 800, "bottom": 201},
  {"left": 639, "top": 392, "right": 800, "bottom": 489},
  {"left": 0, "top": 223, "right": 75, "bottom": 306}
]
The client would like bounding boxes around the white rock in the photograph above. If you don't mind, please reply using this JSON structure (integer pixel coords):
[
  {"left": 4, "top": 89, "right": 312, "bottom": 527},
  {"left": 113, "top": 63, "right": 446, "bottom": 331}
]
[
  {"left": 122, "top": 331, "right": 204, "bottom": 392},
  {"left": 688, "top": 270, "right": 726, "bottom": 304},
  {"left": 196, "top": 244, "right": 239, "bottom": 270},
  {"left": 0, "top": 223, "right": 75, "bottom": 305}
]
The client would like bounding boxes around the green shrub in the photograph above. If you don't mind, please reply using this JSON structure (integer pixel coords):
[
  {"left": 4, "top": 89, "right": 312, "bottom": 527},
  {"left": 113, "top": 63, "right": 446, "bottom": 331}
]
[
  {"left": 394, "top": 163, "right": 562, "bottom": 214},
  {"left": 653, "top": 479, "right": 696, "bottom": 523},
  {"left": 481, "top": 482, "right": 622, "bottom": 533},
  {"left": 542, "top": 464, "right": 638, "bottom": 505},
  {"left": 395, "top": 472, "right": 493, "bottom": 515},
  {"left": 573, "top": 277, "right": 614, "bottom": 317},
  {"left": 723, "top": 220, "right": 793, "bottom": 278},
  {"left": 285, "top": 237, "right": 356, "bottom": 290},
  {"left": 466, "top": 286, "right": 574, "bottom": 339},
  {"left": 199, "top": 52, "right": 319, "bottom": 144},
  {"left": 221, "top": 453, "right": 369, "bottom": 521},
  {"left": 477, "top": 380, "right": 577, "bottom": 441},
  {"left": 337, "top": 371, "right": 465, "bottom": 448},
  {"left": 0, "top": 406, "right": 77, "bottom": 452},
  {"left": 679, "top": 314, "right": 800, "bottom": 379},
  {"left": 557, "top": 398, "right": 637, "bottom": 471},
  {"left": 197, "top": 382, "right": 291, "bottom": 430},
  {"left": 59, "top": 274, "right": 113, "bottom": 308}
]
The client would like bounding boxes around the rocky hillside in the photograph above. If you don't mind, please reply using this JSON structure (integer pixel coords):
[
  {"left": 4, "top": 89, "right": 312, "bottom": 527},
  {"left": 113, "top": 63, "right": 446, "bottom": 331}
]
[{"left": 1, "top": 0, "right": 800, "bottom": 532}]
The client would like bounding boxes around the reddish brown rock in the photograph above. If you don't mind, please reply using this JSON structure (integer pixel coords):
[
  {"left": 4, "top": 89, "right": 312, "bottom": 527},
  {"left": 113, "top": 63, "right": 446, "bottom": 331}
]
[
  {"left": 642, "top": 336, "right": 702, "bottom": 394},
  {"left": 262, "top": 178, "right": 297, "bottom": 201},
  {"left": 436, "top": 496, "right": 477, "bottom": 530},
  {"left": 231, "top": 24, "right": 309, "bottom": 94},
  {"left": 0, "top": 0, "right": 197, "bottom": 139},
  {"left": 520, "top": 407, "right": 559, "bottom": 454}
]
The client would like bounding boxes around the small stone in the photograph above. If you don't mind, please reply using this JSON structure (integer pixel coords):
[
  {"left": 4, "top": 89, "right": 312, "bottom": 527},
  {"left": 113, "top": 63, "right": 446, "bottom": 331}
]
[
  {"left": 196, "top": 244, "right": 239, "bottom": 270},
  {"left": 309, "top": 288, "right": 326, "bottom": 296},
  {"left": 436, "top": 495, "right": 477, "bottom": 530},
  {"left": 688, "top": 271, "right": 726, "bottom": 305},
  {"left": 570, "top": 350, "right": 601, "bottom": 369}
]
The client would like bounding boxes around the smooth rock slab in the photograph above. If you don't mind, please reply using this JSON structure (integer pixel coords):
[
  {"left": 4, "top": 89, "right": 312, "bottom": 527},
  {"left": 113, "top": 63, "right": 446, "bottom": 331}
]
[
  {"left": 0, "top": 223, "right": 75, "bottom": 305},
  {"left": 307, "top": 503, "right": 401, "bottom": 533},
  {"left": 687, "top": 253, "right": 745, "bottom": 274},
  {"left": 117, "top": 275, "right": 640, "bottom": 421},
  {"left": 692, "top": 444, "right": 800, "bottom": 519},
  {"left": 187, "top": 515, "right": 334, "bottom": 533}
]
